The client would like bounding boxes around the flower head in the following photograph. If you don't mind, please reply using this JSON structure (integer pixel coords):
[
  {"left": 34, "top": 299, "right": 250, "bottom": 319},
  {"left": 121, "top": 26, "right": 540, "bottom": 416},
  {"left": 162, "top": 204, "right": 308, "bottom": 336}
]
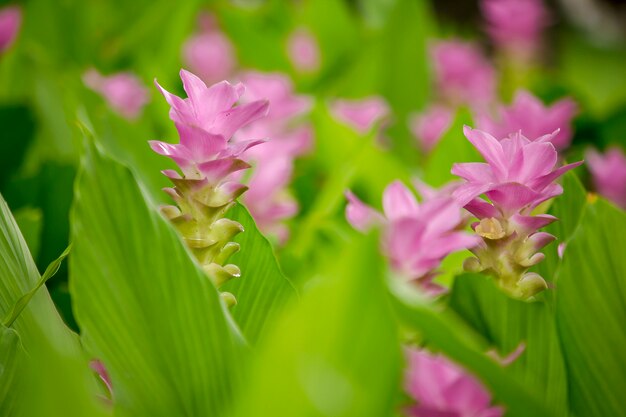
[
  {"left": 586, "top": 147, "right": 626, "bottom": 209},
  {"left": 150, "top": 69, "right": 269, "bottom": 182},
  {"left": 0, "top": 5, "right": 21, "bottom": 53},
  {"left": 83, "top": 69, "right": 150, "bottom": 120},
  {"left": 287, "top": 28, "right": 321, "bottom": 73},
  {"left": 477, "top": 90, "right": 578, "bottom": 151},
  {"left": 430, "top": 40, "right": 497, "bottom": 108},
  {"left": 452, "top": 126, "right": 582, "bottom": 298},
  {"left": 409, "top": 105, "right": 454, "bottom": 153},
  {"left": 182, "top": 13, "right": 236, "bottom": 85},
  {"left": 346, "top": 181, "right": 479, "bottom": 295},
  {"left": 481, "top": 0, "right": 550, "bottom": 55},
  {"left": 331, "top": 96, "right": 390, "bottom": 134},
  {"left": 404, "top": 348, "right": 504, "bottom": 417}
]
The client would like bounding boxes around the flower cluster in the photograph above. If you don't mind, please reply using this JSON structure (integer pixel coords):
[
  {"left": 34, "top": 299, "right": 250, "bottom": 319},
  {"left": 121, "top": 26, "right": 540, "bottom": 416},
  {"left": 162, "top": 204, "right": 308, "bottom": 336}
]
[
  {"left": 404, "top": 348, "right": 504, "bottom": 417},
  {"left": 182, "top": 13, "right": 236, "bottom": 86},
  {"left": 452, "top": 126, "right": 582, "bottom": 298},
  {"left": 477, "top": 90, "right": 577, "bottom": 151},
  {"left": 236, "top": 71, "right": 313, "bottom": 241},
  {"left": 83, "top": 69, "right": 150, "bottom": 120},
  {"left": 150, "top": 69, "right": 269, "bottom": 304},
  {"left": 481, "top": 0, "right": 550, "bottom": 59},
  {"left": 409, "top": 105, "right": 454, "bottom": 153},
  {"left": 346, "top": 181, "right": 479, "bottom": 296},
  {"left": 0, "top": 5, "right": 21, "bottom": 54},
  {"left": 586, "top": 146, "right": 626, "bottom": 209}
]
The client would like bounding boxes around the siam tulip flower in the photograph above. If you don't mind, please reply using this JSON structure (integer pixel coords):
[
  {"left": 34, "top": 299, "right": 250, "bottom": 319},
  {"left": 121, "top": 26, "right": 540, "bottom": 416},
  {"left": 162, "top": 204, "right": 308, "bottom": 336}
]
[
  {"left": 481, "top": 0, "right": 550, "bottom": 58},
  {"left": 430, "top": 40, "right": 497, "bottom": 109},
  {"left": 585, "top": 147, "right": 626, "bottom": 209},
  {"left": 90, "top": 360, "right": 113, "bottom": 402},
  {"left": 330, "top": 96, "right": 391, "bottom": 134},
  {"left": 0, "top": 5, "right": 21, "bottom": 53},
  {"left": 182, "top": 13, "right": 236, "bottom": 85},
  {"left": 83, "top": 69, "right": 150, "bottom": 120},
  {"left": 346, "top": 181, "right": 479, "bottom": 295},
  {"left": 409, "top": 105, "right": 454, "bottom": 153},
  {"left": 404, "top": 347, "right": 504, "bottom": 417},
  {"left": 150, "top": 69, "right": 269, "bottom": 305},
  {"left": 477, "top": 90, "right": 578, "bottom": 151},
  {"left": 236, "top": 71, "right": 313, "bottom": 240},
  {"left": 287, "top": 27, "right": 321, "bottom": 73},
  {"left": 452, "top": 126, "right": 583, "bottom": 298}
]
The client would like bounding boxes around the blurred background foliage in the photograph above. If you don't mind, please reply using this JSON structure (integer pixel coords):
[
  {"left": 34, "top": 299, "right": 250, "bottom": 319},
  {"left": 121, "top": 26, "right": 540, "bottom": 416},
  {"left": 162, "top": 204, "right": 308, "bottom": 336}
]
[{"left": 1, "top": 0, "right": 626, "bottom": 416}]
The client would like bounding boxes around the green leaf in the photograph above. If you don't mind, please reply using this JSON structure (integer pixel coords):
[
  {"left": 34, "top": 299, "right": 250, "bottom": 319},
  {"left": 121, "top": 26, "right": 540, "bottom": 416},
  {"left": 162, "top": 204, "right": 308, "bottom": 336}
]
[
  {"left": 3, "top": 245, "right": 71, "bottom": 327},
  {"left": 70, "top": 139, "right": 245, "bottom": 417},
  {"left": 391, "top": 285, "right": 556, "bottom": 417},
  {"left": 233, "top": 233, "right": 402, "bottom": 417},
  {"left": 0, "top": 325, "right": 23, "bottom": 417},
  {"left": 449, "top": 274, "right": 569, "bottom": 417},
  {"left": 555, "top": 199, "right": 626, "bottom": 417},
  {"left": 221, "top": 203, "right": 297, "bottom": 345}
]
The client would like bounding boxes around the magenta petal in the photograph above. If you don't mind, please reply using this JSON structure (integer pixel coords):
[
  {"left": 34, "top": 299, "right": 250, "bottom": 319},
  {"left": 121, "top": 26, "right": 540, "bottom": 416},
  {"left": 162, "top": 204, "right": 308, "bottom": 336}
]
[
  {"left": 517, "top": 142, "right": 558, "bottom": 182},
  {"left": 485, "top": 183, "right": 543, "bottom": 214},
  {"left": 382, "top": 181, "right": 420, "bottom": 221},
  {"left": 464, "top": 198, "right": 499, "bottom": 219},
  {"left": 223, "top": 139, "right": 267, "bottom": 158},
  {"left": 451, "top": 162, "right": 494, "bottom": 183},
  {"left": 212, "top": 100, "right": 270, "bottom": 139},
  {"left": 154, "top": 80, "right": 192, "bottom": 124},
  {"left": 510, "top": 213, "right": 557, "bottom": 234},
  {"left": 345, "top": 190, "right": 384, "bottom": 232},
  {"left": 200, "top": 80, "right": 245, "bottom": 119},
  {"left": 453, "top": 183, "right": 494, "bottom": 207},
  {"left": 180, "top": 69, "right": 208, "bottom": 105},
  {"left": 528, "top": 160, "right": 583, "bottom": 190},
  {"left": 161, "top": 169, "right": 182, "bottom": 179},
  {"left": 197, "top": 158, "right": 251, "bottom": 181},
  {"left": 463, "top": 126, "right": 507, "bottom": 179},
  {"left": 528, "top": 232, "right": 556, "bottom": 250},
  {"left": 149, "top": 140, "right": 193, "bottom": 168}
]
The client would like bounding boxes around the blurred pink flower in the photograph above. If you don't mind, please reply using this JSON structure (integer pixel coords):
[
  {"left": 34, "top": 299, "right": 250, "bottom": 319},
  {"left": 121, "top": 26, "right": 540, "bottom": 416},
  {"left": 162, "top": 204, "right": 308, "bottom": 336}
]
[
  {"left": 346, "top": 181, "right": 479, "bottom": 295},
  {"left": 331, "top": 96, "right": 390, "bottom": 134},
  {"left": 150, "top": 69, "right": 268, "bottom": 186},
  {"left": 409, "top": 105, "right": 454, "bottom": 152},
  {"left": 83, "top": 69, "right": 150, "bottom": 120},
  {"left": 477, "top": 90, "right": 578, "bottom": 151},
  {"left": 586, "top": 147, "right": 626, "bottom": 209},
  {"left": 287, "top": 28, "right": 321, "bottom": 73},
  {"left": 431, "top": 40, "right": 497, "bottom": 108},
  {"left": 481, "top": 0, "right": 550, "bottom": 55},
  {"left": 182, "top": 13, "right": 236, "bottom": 85},
  {"left": 236, "top": 71, "right": 313, "bottom": 240},
  {"left": 90, "top": 359, "right": 113, "bottom": 400},
  {"left": 452, "top": 126, "right": 582, "bottom": 298},
  {"left": 404, "top": 348, "right": 504, "bottom": 417},
  {"left": 0, "top": 5, "right": 21, "bottom": 53}
]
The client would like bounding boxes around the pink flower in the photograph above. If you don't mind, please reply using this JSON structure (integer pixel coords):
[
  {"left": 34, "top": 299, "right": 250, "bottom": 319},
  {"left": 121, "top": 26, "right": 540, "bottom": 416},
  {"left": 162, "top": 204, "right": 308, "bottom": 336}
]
[
  {"left": 452, "top": 126, "right": 582, "bottom": 298},
  {"left": 430, "top": 40, "right": 497, "bottom": 108},
  {"left": 0, "top": 5, "right": 21, "bottom": 53},
  {"left": 404, "top": 348, "right": 504, "bottom": 417},
  {"left": 83, "top": 69, "right": 150, "bottom": 120},
  {"left": 477, "top": 90, "right": 578, "bottom": 151},
  {"left": 481, "top": 0, "right": 550, "bottom": 55},
  {"left": 235, "top": 72, "right": 313, "bottom": 240},
  {"left": 331, "top": 96, "right": 391, "bottom": 134},
  {"left": 346, "top": 181, "right": 479, "bottom": 295},
  {"left": 90, "top": 359, "right": 113, "bottom": 401},
  {"left": 150, "top": 69, "right": 269, "bottom": 182},
  {"left": 287, "top": 28, "right": 321, "bottom": 73},
  {"left": 409, "top": 105, "right": 454, "bottom": 152},
  {"left": 586, "top": 147, "right": 626, "bottom": 209},
  {"left": 182, "top": 13, "right": 236, "bottom": 85}
]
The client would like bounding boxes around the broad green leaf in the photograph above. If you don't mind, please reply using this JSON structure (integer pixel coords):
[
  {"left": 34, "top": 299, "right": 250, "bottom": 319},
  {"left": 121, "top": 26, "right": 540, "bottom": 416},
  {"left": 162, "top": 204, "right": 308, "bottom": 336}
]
[
  {"left": 555, "top": 199, "right": 626, "bottom": 417},
  {"left": 70, "top": 139, "right": 245, "bottom": 417},
  {"left": 0, "top": 325, "right": 23, "bottom": 417},
  {"left": 221, "top": 203, "right": 298, "bottom": 345},
  {"left": 0, "top": 194, "right": 106, "bottom": 417},
  {"left": 391, "top": 286, "right": 556, "bottom": 417},
  {"left": 449, "top": 274, "right": 569, "bottom": 417},
  {"left": 233, "top": 233, "right": 402, "bottom": 417}
]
